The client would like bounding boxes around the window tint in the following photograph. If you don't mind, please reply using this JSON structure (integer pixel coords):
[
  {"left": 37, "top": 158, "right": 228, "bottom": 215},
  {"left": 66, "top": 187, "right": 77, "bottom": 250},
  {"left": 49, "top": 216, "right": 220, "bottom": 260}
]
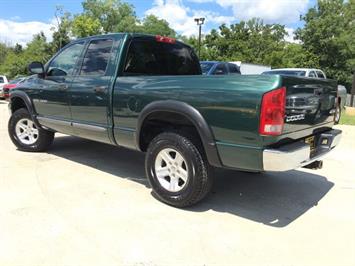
[
  {"left": 0, "top": 77, "right": 4, "bottom": 83},
  {"left": 80, "top": 39, "right": 113, "bottom": 76},
  {"left": 309, "top": 71, "right": 317, "bottom": 78},
  {"left": 213, "top": 64, "right": 227, "bottom": 75},
  {"left": 200, "top": 62, "right": 214, "bottom": 74},
  {"left": 228, "top": 63, "right": 241, "bottom": 74},
  {"left": 262, "top": 70, "right": 306, "bottom": 76},
  {"left": 123, "top": 39, "right": 201, "bottom": 76},
  {"left": 47, "top": 42, "right": 85, "bottom": 76},
  {"left": 316, "top": 71, "right": 325, "bottom": 79}
]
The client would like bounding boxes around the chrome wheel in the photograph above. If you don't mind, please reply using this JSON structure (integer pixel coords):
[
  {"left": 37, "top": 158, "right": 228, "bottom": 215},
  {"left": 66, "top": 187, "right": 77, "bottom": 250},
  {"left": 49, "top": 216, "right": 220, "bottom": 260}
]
[
  {"left": 154, "top": 148, "right": 189, "bottom": 192},
  {"left": 15, "top": 118, "right": 39, "bottom": 145}
]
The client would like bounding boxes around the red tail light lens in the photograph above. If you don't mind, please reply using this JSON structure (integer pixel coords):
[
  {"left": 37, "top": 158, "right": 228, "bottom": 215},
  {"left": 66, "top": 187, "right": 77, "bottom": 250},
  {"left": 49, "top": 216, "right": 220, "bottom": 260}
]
[
  {"left": 259, "top": 87, "right": 286, "bottom": 136},
  {"left": 156, "top": 35, "right": 176, "bottom": 44}
]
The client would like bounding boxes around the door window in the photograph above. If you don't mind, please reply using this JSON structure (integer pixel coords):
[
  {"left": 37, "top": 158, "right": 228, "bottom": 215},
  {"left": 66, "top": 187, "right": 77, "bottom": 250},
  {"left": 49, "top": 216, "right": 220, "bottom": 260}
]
[
  {"left": 47, "top": 42, "right": 85, "bottom": 76},
  {"left": 80, "top": 39, "right": 114, "bottom": 76},
  {"left": 316, "top": 71, "right": 325, "bottom": 79},
  {"left": 213, "top": 64, "right": 227, "bottom": 75},
  {"left": 309, "top": 71, "right": 317, "bottom": 78}
]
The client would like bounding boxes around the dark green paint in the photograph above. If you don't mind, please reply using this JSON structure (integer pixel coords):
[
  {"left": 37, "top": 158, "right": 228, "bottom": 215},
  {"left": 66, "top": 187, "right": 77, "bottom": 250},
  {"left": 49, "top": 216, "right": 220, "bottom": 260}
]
[{"left": 11, "top": 33, "right": 338, "bottom": 171}]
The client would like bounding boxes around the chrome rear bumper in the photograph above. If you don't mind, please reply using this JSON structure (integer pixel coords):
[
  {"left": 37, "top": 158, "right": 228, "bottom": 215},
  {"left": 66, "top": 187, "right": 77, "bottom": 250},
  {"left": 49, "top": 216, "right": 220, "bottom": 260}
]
[{"left": 263, "top": 129, "right": 342, "bottom": 171}]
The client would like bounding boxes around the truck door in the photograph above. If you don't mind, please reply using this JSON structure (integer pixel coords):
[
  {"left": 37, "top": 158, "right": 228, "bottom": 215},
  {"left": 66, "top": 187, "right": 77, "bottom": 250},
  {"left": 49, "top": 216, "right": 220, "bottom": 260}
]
[
  {"left": 35, "top": 41, "right": 85, "bottom": 133},
  {"left": 69, "top": 38, "right": 116, "bottom": 143}
]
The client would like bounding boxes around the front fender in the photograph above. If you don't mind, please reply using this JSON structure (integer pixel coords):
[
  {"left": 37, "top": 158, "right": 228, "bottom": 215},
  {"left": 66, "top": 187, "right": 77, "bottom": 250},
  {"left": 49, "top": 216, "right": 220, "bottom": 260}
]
[{"left": 9, "top": 91, "right": 41, "bottom": 128}]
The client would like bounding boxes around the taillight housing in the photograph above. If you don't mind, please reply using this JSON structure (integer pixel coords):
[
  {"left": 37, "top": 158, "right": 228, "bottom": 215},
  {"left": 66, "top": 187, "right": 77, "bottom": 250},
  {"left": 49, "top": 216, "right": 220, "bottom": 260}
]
[
  {"left": 156, "top": 35, "right": 176, "bottom": 44},
  {"left": 259, "top": 87, "right": 286, "bottom": 136}
]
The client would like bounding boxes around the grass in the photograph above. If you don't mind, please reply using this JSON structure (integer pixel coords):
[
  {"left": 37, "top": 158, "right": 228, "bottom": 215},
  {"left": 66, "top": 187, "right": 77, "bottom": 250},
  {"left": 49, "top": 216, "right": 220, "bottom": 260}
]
[{"left": 339, "top": 112, "right": 355, "bottom": 125}]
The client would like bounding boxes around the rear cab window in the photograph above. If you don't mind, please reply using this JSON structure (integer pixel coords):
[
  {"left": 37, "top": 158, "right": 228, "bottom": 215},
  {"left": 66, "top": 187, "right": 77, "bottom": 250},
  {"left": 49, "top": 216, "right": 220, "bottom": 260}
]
[
  {"left": 228, "top": 63, "right": 241, "bottom": 75},
  {"left": 316, "top": 71, "right": 325, "bottom": 79},
  {"left": 123, "top": 36, "right": 201, "bottom": 76},
  {"left": 308, "top": 71, "right": 317, "bottom": 78}
]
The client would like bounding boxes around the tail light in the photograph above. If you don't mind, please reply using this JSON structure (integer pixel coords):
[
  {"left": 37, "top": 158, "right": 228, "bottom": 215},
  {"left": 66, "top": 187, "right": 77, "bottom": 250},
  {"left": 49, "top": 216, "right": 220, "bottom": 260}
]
[
  {"left": 156, "top": 35, "right": 176, "bottom": 44},
  {"left": 259, "top": 87, "right": 286, "bottom": 136}
]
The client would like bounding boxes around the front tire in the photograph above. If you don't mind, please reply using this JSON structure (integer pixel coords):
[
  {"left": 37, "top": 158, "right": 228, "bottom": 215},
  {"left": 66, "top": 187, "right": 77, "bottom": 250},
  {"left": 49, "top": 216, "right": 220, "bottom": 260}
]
[
  {"left": 8, "top": 108, "right": 54, "bottom": 152},
  {"left": 145, "top": 132, "right": 213, "bottom": 207}
]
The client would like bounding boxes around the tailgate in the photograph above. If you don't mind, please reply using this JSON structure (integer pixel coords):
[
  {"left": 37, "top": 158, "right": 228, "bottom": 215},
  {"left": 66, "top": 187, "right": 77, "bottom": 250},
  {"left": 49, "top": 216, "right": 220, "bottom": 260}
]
[{"left": 281, "top": 76, "right": 337, "bottom": 135}]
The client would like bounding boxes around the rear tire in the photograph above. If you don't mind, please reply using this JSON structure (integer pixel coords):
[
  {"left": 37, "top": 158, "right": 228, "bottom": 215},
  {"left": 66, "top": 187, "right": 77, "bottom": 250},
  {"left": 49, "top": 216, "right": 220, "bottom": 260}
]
[
  {"left": 145, "top": 132, "right": 213, "bottom": 207},
  {"left": 8, "top": 108, "right": 54, "bottom": 152}
]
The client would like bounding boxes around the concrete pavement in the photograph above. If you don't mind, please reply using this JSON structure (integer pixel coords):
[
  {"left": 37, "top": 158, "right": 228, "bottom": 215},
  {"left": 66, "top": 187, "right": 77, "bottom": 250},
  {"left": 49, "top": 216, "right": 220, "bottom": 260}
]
[{"left": 0, "top": 100, "right": 354, "bottom": 266}]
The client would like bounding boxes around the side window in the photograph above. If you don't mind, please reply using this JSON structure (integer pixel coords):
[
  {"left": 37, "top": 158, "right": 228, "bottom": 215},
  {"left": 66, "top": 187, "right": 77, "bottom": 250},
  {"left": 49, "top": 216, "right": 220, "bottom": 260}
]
[
  {"left": 316, "top": 71, "right": 325, "bottom": 79},
  {"left": 213, "top": 64, "right": 228, "bottom": 75},
  {"left": 80, "top": 39, "right": 113, "bottom": 76},
  {"left": 309, "top": 71, "right": 317, "bottom": 78},
  {"left": 0, "top": 77, "right": 4, "bottom": 83},
  {"left": 47, "top": 42, "right": 85, "bottom": 76},
  {"left": 228, "top": 63, "right": 241, "bottom": 74}
]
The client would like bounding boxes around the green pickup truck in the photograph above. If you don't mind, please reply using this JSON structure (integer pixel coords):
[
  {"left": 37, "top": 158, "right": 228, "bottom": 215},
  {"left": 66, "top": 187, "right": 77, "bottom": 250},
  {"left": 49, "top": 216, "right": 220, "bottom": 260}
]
[{"left": 8, "top": 33, "right": 342, "bottom": 207}]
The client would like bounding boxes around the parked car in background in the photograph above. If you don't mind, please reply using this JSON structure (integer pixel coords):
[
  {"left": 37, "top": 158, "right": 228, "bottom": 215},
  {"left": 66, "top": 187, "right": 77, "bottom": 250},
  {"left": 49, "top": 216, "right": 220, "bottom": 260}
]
[
  {"left": 262, "top": 68, "right": 327, "bottom": 79},
  {"left": 200, "top": 61, "right": 241, "bottom": 75},
  {"left": 3, "top": 77, "right": 28, "bottom": 100},
  {"left": 0, "top": 75, "right": 9, "bottom": 99},
  {"left": 230, "top": 61, "right": 271, "bottom": 75}
]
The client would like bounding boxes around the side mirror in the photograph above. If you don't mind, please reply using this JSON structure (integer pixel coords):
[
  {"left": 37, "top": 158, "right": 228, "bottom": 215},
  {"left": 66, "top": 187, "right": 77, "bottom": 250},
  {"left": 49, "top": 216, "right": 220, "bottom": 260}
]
[{"left": 28, "top": 61, "right": 45, "bottom": 75}]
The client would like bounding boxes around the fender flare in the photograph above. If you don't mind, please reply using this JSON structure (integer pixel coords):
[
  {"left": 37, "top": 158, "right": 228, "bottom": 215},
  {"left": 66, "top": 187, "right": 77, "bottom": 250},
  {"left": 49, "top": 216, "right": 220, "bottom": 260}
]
[
  {"left": 136, "top": 100, "right": 222, "bottom": 167},
  {"left": 9, "top": 91, "right": 41, "bottom": 128}
]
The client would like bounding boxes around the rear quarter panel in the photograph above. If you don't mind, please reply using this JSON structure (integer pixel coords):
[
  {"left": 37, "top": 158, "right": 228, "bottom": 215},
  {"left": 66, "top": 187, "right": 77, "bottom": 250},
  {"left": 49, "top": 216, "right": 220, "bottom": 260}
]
[{"left": 112, "top": 75, "right": 281, "bottom": 164}]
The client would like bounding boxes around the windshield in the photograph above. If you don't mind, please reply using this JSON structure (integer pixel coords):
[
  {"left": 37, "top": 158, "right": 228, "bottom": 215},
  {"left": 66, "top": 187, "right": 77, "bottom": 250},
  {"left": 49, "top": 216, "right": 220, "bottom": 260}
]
[
  {"left": 9, "top": 78, "right": 24, "bottom": 84},
  {"left": 262, "top": 70, "right": 306, "bottom": 76},
  {"left": 200, "top": 62, "right": 214, "bottom": 74}
]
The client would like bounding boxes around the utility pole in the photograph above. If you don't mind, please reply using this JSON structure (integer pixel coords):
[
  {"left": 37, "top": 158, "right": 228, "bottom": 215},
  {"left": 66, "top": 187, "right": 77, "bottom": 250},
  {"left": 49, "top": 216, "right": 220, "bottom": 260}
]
[
  {"left": 351, "top": 71, "right": 355, "bottom": 107},
  {"left": 194, "top": 18, "right": 205, "bottom": 59}
]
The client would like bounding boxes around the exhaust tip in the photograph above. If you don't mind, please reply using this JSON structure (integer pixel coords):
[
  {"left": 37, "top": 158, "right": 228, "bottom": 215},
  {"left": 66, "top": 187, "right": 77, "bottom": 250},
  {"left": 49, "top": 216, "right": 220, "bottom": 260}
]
[{"left": 303, "top": 160, "right": 323, "bottom": 170}]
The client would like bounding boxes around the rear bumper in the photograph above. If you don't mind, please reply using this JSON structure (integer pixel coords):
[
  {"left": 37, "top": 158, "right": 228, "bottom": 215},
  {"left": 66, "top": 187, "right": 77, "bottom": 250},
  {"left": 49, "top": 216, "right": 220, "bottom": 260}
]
[{"left": 263, "top": 129, "right": 342, "bottom": 171}]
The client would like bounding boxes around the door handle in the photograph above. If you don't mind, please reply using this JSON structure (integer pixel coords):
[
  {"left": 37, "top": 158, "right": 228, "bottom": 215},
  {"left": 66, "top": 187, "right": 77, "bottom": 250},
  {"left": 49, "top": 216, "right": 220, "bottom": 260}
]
[
  {"left": 94, "top": 86, "right": 106, "bottom": 93},
  {"left": 58, "top": 84, "right": 68, "bottom": 91}
]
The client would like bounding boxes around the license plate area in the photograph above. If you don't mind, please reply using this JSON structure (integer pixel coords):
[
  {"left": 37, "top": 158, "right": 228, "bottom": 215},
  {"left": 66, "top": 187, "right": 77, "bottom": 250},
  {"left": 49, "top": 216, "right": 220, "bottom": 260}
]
[{"left": 305, "top": 136, "right": 316, "bottom": 156}]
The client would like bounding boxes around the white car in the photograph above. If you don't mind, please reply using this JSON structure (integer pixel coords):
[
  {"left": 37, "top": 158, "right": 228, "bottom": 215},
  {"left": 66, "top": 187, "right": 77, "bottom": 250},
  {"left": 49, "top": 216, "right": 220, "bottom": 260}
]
[
  {"left": 0, "top": 75, "right": 9, "bottom": 99},
  {"left": 262, "top": 68, "right": 327, "bottom": 79}
]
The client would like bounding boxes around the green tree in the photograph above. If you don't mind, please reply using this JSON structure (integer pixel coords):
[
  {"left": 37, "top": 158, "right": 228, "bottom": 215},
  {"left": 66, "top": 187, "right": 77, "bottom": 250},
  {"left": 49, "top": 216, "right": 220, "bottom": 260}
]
[
  {"left": 269, "top": 43, "right": 320, "bottom": 68},
  {"left": 197, "top": 18, "right": 287, "bottom": 64},
  {"left": 296, "top": 0, "right": 355, "bottom": 89},
  {"left": 0, "top": 33, "right": 52, "bottom": 78},
  {"left": 140, "top": 15, "right": 176, "bottom": 37},
  {"left": 51, "top": 7, "right": 72, "bottom": 52},
  {"left": 72, "top": 14, "right": 102, "bottom": 37},
  {"left": 81, "top": 0, "right": 139, "bottom": 33}
]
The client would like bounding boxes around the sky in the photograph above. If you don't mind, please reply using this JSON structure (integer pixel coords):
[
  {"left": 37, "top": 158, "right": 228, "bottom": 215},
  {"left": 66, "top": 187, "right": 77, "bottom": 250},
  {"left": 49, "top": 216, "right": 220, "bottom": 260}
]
[{"left": 0, "top": 0, "right": 317, "bottom": 46}]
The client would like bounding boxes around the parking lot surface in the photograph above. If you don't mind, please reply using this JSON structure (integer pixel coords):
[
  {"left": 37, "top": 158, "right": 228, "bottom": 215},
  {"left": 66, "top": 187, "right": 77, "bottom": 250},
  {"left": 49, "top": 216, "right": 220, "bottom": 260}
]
[{"left": 0, "top": 100, "right": 354, "bottom": 266}]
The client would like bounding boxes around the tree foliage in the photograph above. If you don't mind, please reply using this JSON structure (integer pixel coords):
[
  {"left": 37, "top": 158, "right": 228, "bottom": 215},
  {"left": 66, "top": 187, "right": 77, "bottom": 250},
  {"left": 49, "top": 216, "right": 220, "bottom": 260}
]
[
  {"left": 296, "top": 0, "right": 355, "bottom": 89},
  {"left": 81, "top": 0, "right": 139, "bottom": 33},
  {"left": 0, "top": 33, "right": 52, "bottom": 78}
]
